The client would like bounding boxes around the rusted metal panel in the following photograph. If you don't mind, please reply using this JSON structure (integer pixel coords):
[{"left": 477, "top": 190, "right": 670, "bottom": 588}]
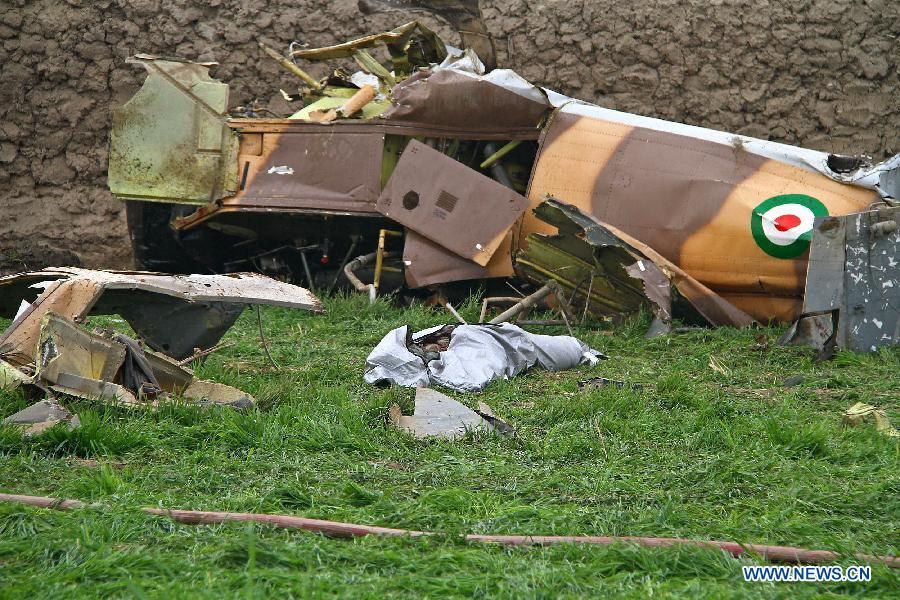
[
  {"left": 225, "top": 130, "right": 385, "bottom": 213},
  {"left": 378, "top": 140, "right": 529, "bottom": 266},
  {"left": 108, "top": 55, "right": 239, "bottom": 205}
]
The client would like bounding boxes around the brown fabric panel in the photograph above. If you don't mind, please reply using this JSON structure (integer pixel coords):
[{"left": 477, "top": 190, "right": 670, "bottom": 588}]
[
  {"left": 403, "top": 231, "right": 487, "bottom": 288},
  {"left": 227, "top": 131, "right": 384, "bottom": 213},
  {"left": 378, "top": 140, "right": 529, "bottom": 266},
  {"left": 383, "top": 69, "right": 550, "bottom": 133},
  {"left": 404, "top": 228, "right": 515, "bottom": 288},
  {"left": 588, "top": 125, "right": 768, "bottom": 262}
]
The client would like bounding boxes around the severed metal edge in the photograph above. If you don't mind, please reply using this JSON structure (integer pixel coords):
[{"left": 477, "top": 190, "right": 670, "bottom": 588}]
[
  {"left": 515, "top": 197, "right": 754, "bottom": 328},
  {"left": 781, "top": 206, "right": 899, "bottom": 353}
]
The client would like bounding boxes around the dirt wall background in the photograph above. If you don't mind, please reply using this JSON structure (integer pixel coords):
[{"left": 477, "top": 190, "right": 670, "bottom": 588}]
[{"left": 1, "top": 0, "right": 897, "bottom": 270}]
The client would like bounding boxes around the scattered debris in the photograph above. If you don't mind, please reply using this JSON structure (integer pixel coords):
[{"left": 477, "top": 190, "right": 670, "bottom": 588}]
[
  {"left": 2, "top": 399, "right": 80, "bottom": 438},
  {"left": 707, "top": 356, "right": 730, "bottom": 376},
  {"left": 749, "top": 333, "right": 769, "bottom": 351},
  {"left": 2, "top": 493, "right": 898, "bottom": 568},
  {"left": 0, "top": 268, "right": 323, "bottom": 361},
  {"left": 782, "top": 375, "right": 806, "bottom": 388},
  {"left": 444, "top": 302, "right": 468, "bottom": 325},
  {"left": 843, "top": 403, "right": 899, "bottom": 438},
  {"left": 579, "top": 377, "right": 644, "bottom": 392},
  {"left": 388, "top": 387, "right": 513, "bottom": 440},
  {"left": 365, "top": 323, "right": 603, "bottom": 392},
  {"left": 781, "top": 206, "right": 899, "bottom": 354},
  {"left": 0, "top": 268, "right": 323, "bottom": 434}
]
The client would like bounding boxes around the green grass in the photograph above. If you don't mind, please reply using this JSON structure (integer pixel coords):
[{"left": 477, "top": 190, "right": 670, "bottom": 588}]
[{"left": 0, "top": 294, "right": 897, "bottom": 598}]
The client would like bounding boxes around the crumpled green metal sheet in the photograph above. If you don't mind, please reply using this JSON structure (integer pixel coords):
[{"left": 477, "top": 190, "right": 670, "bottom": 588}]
[
  {"left": 108, "top": 55, "right": 240, "bottom": 205},
  {"left": 515, "top": 197, "right": 753, "bottom": 328}
]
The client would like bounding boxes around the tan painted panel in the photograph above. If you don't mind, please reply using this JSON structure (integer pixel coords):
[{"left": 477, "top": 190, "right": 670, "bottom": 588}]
[
  {"left": 527, "top": 112, "right": 879, "bottom": 321},
  {"left": 521, "top": 114, "right": 632, "bottom": 243},
  {"left": 680, "top": 158, "right": 876, "bottom": 297}
]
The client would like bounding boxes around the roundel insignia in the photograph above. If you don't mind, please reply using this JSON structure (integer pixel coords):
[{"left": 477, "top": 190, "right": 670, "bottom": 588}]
[{"left": 750, "top": 194, "right": 829, "bottom": 259}]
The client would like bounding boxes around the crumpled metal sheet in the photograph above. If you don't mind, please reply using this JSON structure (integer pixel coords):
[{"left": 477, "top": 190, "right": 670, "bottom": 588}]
[
  {"left": 2, "top": 399, "right": 81, "bottom": 437},
  {"left": 515, "top": 198, "right": 754, "bottom": 328},
  {"left": 388, "top": 387, "right": 498, "bottom": 440},
  {"left": 0, "top": 268, "right": 323, "bottom": 361},
  {"left": 381, "top": 64, "right": 550, "bottom": 135},
  {"left": 365, "top": 322, "right": 600, "bottom": 393},
  {"left": 11, "top": 311, "right": 256, "bottom": 415},
  {"left": 781, "top": 206, "right": 899, "bottom": 353}
]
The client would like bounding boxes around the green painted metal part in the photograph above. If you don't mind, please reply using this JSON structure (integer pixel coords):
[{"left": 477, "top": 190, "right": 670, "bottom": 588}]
[
  {"left": 108, "top": 55, "right": 240, "bottom": 206},
  {"left": 515, "top": 199, "right": 654, "bottom": 319}
]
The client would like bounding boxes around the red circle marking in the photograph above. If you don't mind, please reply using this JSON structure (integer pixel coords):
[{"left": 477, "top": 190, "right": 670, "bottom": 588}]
[{"left": 774, "top": 214, "right": 801, "bottom": 232}]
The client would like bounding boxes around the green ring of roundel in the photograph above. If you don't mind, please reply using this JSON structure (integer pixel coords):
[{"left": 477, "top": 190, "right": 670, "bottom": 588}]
[{"left": 750, "top": 194, "right": 829, "bottom": 259}]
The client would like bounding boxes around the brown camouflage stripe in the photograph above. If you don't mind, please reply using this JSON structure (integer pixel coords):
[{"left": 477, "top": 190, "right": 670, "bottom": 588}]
[{"left": 523, "top": 111, "right": 877, "bottom": 321}]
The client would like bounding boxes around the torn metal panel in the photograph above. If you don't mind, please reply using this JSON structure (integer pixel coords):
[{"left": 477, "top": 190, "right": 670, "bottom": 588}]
[
  {"left": 16, "top": 312, "right": 255, "bottom": 412},
  {"left": 224, "top": 130, "right": 386, "bottom": 214},
  {"left": 515, "top": 198, "right": 754, "bottom": 328},
  {"left": 290, "top": 21, "right": 446, "bottom": 72},
  {"left": 52, "top": 372, "right": 140, "bottom": 407},
  {"left": 0, "top": 268, "right": 323, "bottom": 361},
  {"left": 108, "top": 55, "right": 240, "bottom": 205},
  {"left": 359, "top": 0, "right": 496, "bottom": 70},
  {"left": 0, "top": 360, "right": 29, "bottom": 390},
  {"left": 524, "top": 109, "right": 883, "bottom": 322},
  {"left": 117, "top": 300, "right": 246, "bottom": 361},
  {"left": 381, "top": 67, "right": 549, "bottom": 134},
  {"left": 2, "top": 399, "right": 80, "bottom": 437},
  {"left": 403, "top": 231, "right": 487, "bottom": 287},
  {"left": 781, "top": 206, "right": 899, "bottom": 352},
  {"left": 35, "top": 313, "right": 127, "bottom": 385},
  {"left": 378, "top": 140, "right": 529, "bottom": 266},
  {"left": 388, "top": 387, "right": 504, "bottom": 440}
]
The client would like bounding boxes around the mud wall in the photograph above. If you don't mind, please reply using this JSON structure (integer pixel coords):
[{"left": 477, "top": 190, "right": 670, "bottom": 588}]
[{"left": 2, "top": 0, "right": 897, "bottom": 269}]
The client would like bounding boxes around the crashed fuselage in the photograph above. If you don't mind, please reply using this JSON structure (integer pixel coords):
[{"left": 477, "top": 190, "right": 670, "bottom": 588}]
[{"left": 107, "top": 50, "right": 895, "bottom": 324}]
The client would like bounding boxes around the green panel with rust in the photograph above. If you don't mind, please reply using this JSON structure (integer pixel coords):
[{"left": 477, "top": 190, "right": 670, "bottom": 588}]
[{"left": 108, "top": 58, "right": 239, "bottom": 205}]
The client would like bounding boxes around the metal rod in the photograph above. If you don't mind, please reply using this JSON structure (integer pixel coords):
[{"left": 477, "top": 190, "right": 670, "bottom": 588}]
[
  {"left": 479, "top": 140, "right": 522, "bottom": 169},
  {"left": 258, "top": 42, "right": 321, "bottom": 89},
  {"left": 445, "top": 302, "right": 467, "bottom": 325},
  {"left": 581, "top": 273, "right": 595, "bottom": 325},
  {"left": 489, "top": 282, "right": 558, "bottom": 324},
  {"left": 328, "top": 236, "right": 359, "bottom": 295},
  {"left": 255, "top": 306, "right": 280, "bottom": 371},
  {"left": 299, "top": 250, "right": 314, "bottom": 291},
  {"left": 374, "top": 229, "right": 402, "bottom": 291},
  {"left": 175, "top": 342, "right": 233, "bottom": 367},
  {"left": 2, "top": 493, "right": 896, "bottom": 568}
]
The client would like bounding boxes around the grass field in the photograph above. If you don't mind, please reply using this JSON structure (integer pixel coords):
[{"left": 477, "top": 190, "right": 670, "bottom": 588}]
[{"left": 1, "top": 294, "right": 897, "bottom": 598}]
